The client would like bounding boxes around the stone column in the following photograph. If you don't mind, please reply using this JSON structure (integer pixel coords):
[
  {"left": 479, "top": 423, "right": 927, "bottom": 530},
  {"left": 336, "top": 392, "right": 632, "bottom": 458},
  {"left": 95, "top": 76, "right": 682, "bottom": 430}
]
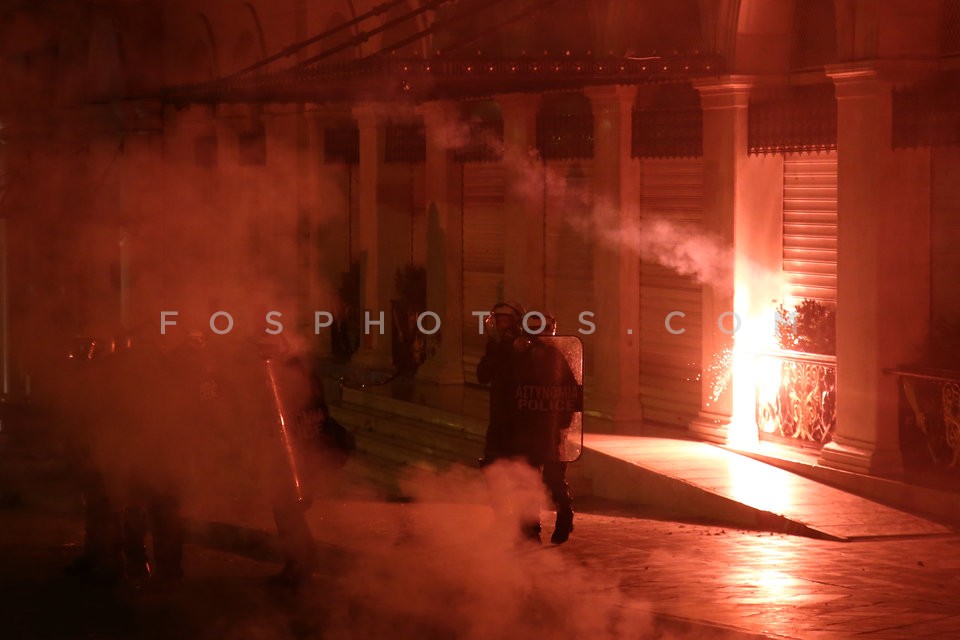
[
  {"left": 819, "top": 62, "right": 932, "bottom": 474},
  {"left": 497, "top": 93, "right": 545, "bottom": 308},
  {"left": 350, "top": 104, "right": 396, "bottom": 369},
  {"left": 692, "top": 76, "right": 783, "bottom": 444},
  {"left": 584, "top": 85, "right": 644, "bottom": 431},
  {"left": 305, "top": 108, "right": 352, "bottom": 357},
  {"left": 416, "top": 100, "right": 465, "bottom": 384}
]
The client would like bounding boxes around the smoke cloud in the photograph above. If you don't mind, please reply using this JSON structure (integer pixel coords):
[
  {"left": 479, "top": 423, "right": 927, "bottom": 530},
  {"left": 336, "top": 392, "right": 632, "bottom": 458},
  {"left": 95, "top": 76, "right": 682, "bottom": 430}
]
[{"left": 306, "top": 460, "right": 656, "bottom": 640}]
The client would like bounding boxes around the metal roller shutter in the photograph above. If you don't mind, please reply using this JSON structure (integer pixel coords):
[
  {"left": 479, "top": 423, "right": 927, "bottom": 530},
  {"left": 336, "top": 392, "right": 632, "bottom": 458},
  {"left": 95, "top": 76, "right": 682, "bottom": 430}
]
[
  {"left": 461, "top": 163, "right": 505, "bottom": 382},
  {"left": 544, "top": 160, "right": 595, "bottom": 378},
  {"left": 782, "top": 152, "right": 838, "bottom": 304},
  {"left": 639, "top": 159, "right": 704, "bottom": 428}
]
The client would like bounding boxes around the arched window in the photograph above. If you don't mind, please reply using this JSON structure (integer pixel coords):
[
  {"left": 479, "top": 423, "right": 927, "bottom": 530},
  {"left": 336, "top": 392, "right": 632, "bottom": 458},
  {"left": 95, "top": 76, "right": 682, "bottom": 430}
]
[
  {"left": 942, "top": 0, "right": 960, "bottom": 56},
  {"left": 378, "top": 1, "right": 426, "bottom": 57},
  {"left": 321, "top": 12, "right": 359, "bottom": 63},
  {"left": 233, "top": 30, "right": 258, "bottom": 71},
  {"left": 519, "top": 0, "right": 594, "bottom": 56},
  {"left": 455, "top": 100, "right": 503, "bottom": 162},
  {"left": 614, "top": 0, "right": 703, "bottom": 57},
  {"left": 88, "top": 19, "right": 125, "bottom": 99},
  {"left": 790, "top": 0, "right": 838, "bottom": 70},
  {"left": 537, "top": 93, "right": 593, "bottom": 160},
  {"left": 184, "top": 40, "right": 216, "bottom": 84}
]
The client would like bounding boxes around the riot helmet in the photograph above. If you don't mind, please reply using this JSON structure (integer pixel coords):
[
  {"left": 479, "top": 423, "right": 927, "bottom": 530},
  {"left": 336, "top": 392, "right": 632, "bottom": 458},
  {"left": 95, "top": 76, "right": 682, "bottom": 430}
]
[{"left": 484, "top": 301, "right": 526, "bottom": 343}]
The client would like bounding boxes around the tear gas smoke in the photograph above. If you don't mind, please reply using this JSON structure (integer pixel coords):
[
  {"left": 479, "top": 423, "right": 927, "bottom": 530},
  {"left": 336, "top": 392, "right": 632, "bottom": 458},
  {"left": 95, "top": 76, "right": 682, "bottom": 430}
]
[{"left": 312, "top": 460, "right": 657, "bottom": 640}]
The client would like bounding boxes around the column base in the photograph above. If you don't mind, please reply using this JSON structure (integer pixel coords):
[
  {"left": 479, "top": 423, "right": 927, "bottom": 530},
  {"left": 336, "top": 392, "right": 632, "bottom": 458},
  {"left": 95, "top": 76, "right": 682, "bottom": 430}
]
[
  {"left": 350, "top": 345, "right": 394, "bottom": 371},
  {"left": 416, "top": 358, "right": 465, "bottom": 385},
  {"left": 818, "top": 436, "right": 903, "bottom": 477},
  {"left": 689, "top": 411, "right": 732, "bottom": 444}
]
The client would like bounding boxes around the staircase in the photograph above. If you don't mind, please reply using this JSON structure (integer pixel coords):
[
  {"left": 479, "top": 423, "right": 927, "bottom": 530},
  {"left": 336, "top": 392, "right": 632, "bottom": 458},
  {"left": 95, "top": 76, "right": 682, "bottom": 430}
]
[{"left": 329, "top": 381, "right": 593, "bottom": 500}]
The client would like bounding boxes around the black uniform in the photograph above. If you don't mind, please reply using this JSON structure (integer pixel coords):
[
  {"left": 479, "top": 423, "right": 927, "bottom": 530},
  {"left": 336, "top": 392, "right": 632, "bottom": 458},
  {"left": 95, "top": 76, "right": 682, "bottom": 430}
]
[
  {"left": 62, "top": 335, "right": 185, "bottom": 584},
  {"left": 115, "top": 335, "right": 187, "bottom": 583},
  {"left": 61, "top": 338, "right": 125, "bottom": 583},
  {"left": 477, "top": 334, "right": 576, "bottom": 543}
]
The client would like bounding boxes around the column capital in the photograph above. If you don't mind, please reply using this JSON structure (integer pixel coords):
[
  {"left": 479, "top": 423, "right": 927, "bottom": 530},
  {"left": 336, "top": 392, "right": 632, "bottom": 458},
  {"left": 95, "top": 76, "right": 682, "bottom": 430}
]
[
  {"left": 351, "top": 103, "right": 384, "bottom": 129},
  {"left": 415, "top": 99, "right": 460, "bottom": 125},
  {"left": 584, "top": 84, "right": 638, "bottom": 110},
  {"left": 827, "top": 58, "right": 936, "bottom": 82},
  {"left": 351, "top": 102, "right": 418, "bottom": 127},
  {"left": 825, "top": 62, "right": 889, "bottom": 102},
  {"left": 306, "top": 104, "right": 354, "bottom": 122},
  {"left": 495, "top": 92, "right": 541, "bottom": 116},
  {"left": 693, "top": 75, "right": 758, "bottom": 110}
]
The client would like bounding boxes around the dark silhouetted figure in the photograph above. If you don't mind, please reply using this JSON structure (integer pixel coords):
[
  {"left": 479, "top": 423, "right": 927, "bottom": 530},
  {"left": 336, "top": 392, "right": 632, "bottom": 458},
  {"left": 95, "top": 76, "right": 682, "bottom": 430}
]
[
  {"left": 477, "top": 303, "right": 576, "bottom": 544},
  {"left": 250, "top": 336, "right": 353, "bottom": 588},
  {"left": 62, "top": 331, "right": 185, "bottom": 585}
]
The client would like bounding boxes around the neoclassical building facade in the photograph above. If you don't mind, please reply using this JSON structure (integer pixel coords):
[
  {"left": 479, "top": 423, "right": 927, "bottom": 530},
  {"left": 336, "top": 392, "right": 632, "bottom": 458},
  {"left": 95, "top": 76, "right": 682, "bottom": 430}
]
[{"left": 2, "top": 0, "right": 958, "bottom": 480}]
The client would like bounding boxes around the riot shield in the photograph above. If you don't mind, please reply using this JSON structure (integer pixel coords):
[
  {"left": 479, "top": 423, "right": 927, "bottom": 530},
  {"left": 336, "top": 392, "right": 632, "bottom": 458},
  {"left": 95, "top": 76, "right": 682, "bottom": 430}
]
[
  {"left": 263, "top": 358, "right": 309, "bottom": 506},
  {"left": 512, "top": 335, "right": 584, "bottom": 463},
  {"left": 260, "top": 355, "right": 344, "bottom": 507}
]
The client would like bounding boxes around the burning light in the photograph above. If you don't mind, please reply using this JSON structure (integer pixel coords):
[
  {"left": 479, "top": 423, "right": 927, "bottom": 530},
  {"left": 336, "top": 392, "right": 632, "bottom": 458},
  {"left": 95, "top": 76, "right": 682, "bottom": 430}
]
[{"left": 728, "top": 286, "right": 782, "bottom": 450}]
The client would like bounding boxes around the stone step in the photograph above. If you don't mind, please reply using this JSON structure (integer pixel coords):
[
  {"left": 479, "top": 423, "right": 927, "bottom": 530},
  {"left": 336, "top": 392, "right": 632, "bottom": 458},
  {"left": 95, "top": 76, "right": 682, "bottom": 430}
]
[
  {"left": 331, "top": 393, "right": 594, "bottom": 501},
  {"left": 334, "top": 404, "right": 483, "bottom": 466},
  {"left": 346, "top": 452, "right": 408, "bottom": 498},
  {"left": 340, "top": 386, "right": 487, "bottom": 438}
]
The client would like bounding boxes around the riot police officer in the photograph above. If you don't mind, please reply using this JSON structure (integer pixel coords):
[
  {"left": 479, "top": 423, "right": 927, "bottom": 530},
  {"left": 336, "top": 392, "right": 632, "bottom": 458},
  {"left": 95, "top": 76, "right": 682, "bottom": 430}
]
[
  {"left": 226, "top": 333, "right": 327, "bottom": 588},
  {"left": 477, "top": 303, "right": 576, "bottom": 544},
  {"left": 62, "top": 329, "right": 185, "bottom": 584},
  {"left": 61, "top": 336, "right": 125, "bottom": 584}
]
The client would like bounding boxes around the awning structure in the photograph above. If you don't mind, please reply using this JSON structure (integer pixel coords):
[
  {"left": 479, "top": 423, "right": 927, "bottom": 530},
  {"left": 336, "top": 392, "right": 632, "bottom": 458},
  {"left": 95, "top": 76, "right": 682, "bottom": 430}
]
[
  {"left": 163, "top": 0, "right": 723, "bottom": 106},
  {"left": 165, "top": 54, "right": 724, "bottom": 106}
]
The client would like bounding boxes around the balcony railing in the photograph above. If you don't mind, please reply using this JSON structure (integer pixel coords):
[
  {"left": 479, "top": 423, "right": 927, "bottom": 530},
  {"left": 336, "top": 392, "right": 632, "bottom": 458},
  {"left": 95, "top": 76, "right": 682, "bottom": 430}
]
[
  {"left": 892, "top": 366, "right": 960, "bottom": 473},
  {"left": 755, "top": 350, "right": 837, "bottom": 447}
]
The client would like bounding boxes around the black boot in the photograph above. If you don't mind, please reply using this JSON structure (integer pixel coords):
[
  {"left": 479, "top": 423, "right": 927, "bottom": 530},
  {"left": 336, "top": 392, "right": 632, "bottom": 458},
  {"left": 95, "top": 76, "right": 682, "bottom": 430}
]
[
  {"left": 149, "top": 493, "right": 183, "bottom": 583},
  {"left": 550, "top": 509, "right": 574, "bottom": 544},
  {"left": 268, "top": 559, "right": 318, "bottom": 589},
  {"left": 122, "top": 506, "right": 151, "bottom": 582},
  {"left": 66, "top": 478, "right": 123, "bottom": 585}
]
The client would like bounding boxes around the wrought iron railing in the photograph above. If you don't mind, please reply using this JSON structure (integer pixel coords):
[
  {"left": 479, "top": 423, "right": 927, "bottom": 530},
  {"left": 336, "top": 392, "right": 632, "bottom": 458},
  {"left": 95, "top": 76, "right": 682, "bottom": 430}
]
[
  {"left": 454, "top": 119, "right": 503, "bottom": 162},
  {"left": 892, "top": 367, "right": 960, "bottom": 471},
  {"left": 385, "top": 121, "right": 426, "bottom": 163},
  {"left": 748, "top": 84, "right": 837, "bottom": 155},
  {"left": 755, "top": 350, "right": 837, "bottom": 447},
  {"left": 324, "top": 124, "right": 360, "bottom": 164},
  {"left": 536, "top": 113, "right": 594, "bottom": 160}
]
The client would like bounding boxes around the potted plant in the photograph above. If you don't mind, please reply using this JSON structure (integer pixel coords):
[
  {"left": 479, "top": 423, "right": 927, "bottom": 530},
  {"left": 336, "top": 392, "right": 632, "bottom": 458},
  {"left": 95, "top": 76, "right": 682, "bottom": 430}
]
[
  {"left": 391, "top": 264, "right": 427, "bottom": 374},
  {"left": 775, "top": 299, "right": 836, "bottom": 356},
  {"left": 331, "top": 262, "right": 361, "bottom": 363}
]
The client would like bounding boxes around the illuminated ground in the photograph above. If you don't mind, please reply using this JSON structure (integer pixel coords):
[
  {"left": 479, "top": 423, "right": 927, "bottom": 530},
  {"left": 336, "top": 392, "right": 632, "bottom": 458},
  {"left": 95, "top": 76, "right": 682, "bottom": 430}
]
[{"left": 1, "top": 499, "right": 959, "bottom": 639}]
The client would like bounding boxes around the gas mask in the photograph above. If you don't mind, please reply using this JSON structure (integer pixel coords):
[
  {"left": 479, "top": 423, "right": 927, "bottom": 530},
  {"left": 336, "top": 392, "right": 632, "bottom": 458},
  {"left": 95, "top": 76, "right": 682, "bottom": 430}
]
[{"left": 484, "top": 302, "right": 526, "bottom": 344}]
